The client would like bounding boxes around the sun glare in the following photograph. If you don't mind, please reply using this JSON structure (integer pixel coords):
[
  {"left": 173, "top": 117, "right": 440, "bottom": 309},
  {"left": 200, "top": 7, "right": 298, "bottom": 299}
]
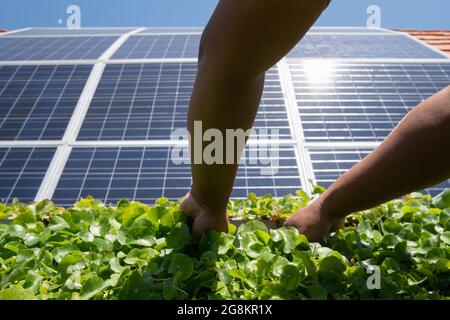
[{"left": 302, "top": 59, "right": 336, "bottom": 84}]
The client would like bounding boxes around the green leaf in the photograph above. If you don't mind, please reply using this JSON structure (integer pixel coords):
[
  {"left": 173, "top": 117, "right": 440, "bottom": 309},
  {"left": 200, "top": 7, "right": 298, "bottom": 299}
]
[
  {"left": 167, "top": 222, "right": 191, "bottom": 250},
  {"left": 381, "top": 234, "right": 399, "bottom": 248},
  {"left": 440, "top": 231, "right": 450, "bottom": 245},
  {"left": 162, "top": 278, "right": 175, "bottom": 300},
  {"left": 279, "top": 264, "right": 301, "bottom": 290},
  {"left": 307, "top": 285, "right": 328, "bottom": 300},
  {"left": 237, "top": 220, "right": 268, "bottom": 234},
  {"left": 23, "top": 270, "right": 43, "bottom": 293},
  {"left": 319, "top": 255, "right": 346, "bottom": 273},
  {"left": 168, "top": 253, "right": 193, "bottom": 282},
  {"left": 109, "top": 257, "right": 126, "bottom": 273},
  {"left": 93, "top": 237, "right": 113, "bottom": 252},
  {"left": 227, "top": 223, "right": 237, "bottom": 235},
  {"left": 259, "top": 284, "right": 292, "bottom": 300},
  {"left": 432, "top": 189, "right": 450, "bottom": 209},
  {"left": 270, "top": 227, "right": 301, "bottom": 254},
  {"left": 80, "top": 276, "right": 105, "bottom": 300},
  {"left": 124, "top": 248, "right": 158, "bottom": 266},
  {"left": 0, "top": 285, "right": 36, "bottom": 300}
]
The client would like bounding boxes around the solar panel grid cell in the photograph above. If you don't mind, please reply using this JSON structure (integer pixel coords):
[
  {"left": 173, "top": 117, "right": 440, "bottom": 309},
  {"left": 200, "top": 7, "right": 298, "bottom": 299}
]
[
  {"left": 290, "top": 62, "right": 450, "bottom": 142},
  {"left": 111, "top": 35, "right": 200, "bottom": 59},
  {"left": 0, "top": 64, "right": 92, "bottom": 140},
  {"left": 0, "top": 147, "right": 55, "bottom": 203},
  {"left": 287, "top": 34, "right": 446, "bottom": 58},
  {"left": 309, "top": 148, "right": 450, "bottom": 196},
  {"left": 52, "top": 146, "right": 302, "bottom": 206},
  {"left": 77, "top": 63, "right": 291, "bottom": 141},
  {"left": 0, "top": 36, "right": 117, "bottom": 61}
]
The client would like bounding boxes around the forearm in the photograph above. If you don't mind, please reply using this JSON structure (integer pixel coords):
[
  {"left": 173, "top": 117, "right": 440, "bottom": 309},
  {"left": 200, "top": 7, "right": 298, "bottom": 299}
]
[
  {"left": 188, "top": 67, "right": 265, "bottom": 210},
  {"left": 188, "top": 0, "right": 330, "bottom": 210},
  {"left": 318, "top": 86, "right": 450, "bottom": 219}
]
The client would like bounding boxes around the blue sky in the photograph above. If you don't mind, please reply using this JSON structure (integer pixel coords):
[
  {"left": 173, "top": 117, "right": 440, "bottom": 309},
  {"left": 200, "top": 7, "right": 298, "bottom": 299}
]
[{"left": 0, "top": 0, "right": 449, "bottom": 30}]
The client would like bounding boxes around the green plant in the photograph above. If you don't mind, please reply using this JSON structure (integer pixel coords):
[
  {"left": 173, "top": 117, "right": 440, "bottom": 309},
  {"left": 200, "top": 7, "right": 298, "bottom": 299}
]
[{"left": 0, "top": 189, "right": 449, "bottom": 300}]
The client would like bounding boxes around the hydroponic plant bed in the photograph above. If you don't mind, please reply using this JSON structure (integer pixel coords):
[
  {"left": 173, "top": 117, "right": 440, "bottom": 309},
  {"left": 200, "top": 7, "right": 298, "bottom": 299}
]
[{"left": 0, "top": 189, "right": 449, "bottom": 300}]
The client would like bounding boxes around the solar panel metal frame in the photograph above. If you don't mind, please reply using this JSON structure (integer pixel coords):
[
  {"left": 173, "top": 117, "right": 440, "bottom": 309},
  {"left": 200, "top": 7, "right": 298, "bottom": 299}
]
[
  {"left": 0, "top": 26, "right": 448, "bottom": 205},
  {"left": 1, "top": 28, "right": 137, "bottom": 37}
]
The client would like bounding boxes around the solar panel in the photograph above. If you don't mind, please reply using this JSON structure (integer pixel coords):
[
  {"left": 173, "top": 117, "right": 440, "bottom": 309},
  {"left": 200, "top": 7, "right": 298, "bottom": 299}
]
[
  {"left": 289, "top": 61, "right": 450, "bottom": 142},
  {"left": 111, "top": 35, "right": 200, "bottom": 59},
  {"left": 52, "top": 146, "right": 302, "bottom": 206},
  {"left": 136, "top": 27, "right": 389, "bottom": 35},
  {"left": 77, "top": 63, "right": 291, "bottom": 141},
  {"left": 0, "top": 147, "right": 56, "bottom": 204},
  {"left": 287, "top": 34, "right": 446, "bottom": 59},
  {"left": 308, "top": 147, "right": 450, "bottom": 196},
  {"left": 0, "top": 64, "right": 93, "bottom": 140},
  {"left": 4, "top": 28, "right": 135, "bottom": 36},
  {"left": 308, "top": 27, "right": 389, "bottom": 34},
  {"left": 0, "top": 36, "right": 117, "bottom": 61},
  {"left": 0, "top": 26, "right": 447, "bottom": 207},
  {"left": 138, "top": 27, "right": 204, "bottom": 34}
]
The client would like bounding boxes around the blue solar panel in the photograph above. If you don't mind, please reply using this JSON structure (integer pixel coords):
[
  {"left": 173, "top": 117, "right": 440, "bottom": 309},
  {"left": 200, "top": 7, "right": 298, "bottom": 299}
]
[
  {"left": 0, "top": 147, "right": 55, "bottom": 204},
  {"left": 136, "top": 27, "right": 388, "bottom": 35},
  {"left": 307, "top": 27, "right": 389, "bottom": 34},
  {"left": 4, "top": 28, "right": 134, "bottom": 36},
  {"left": 309, "top": 147, "right": 450, "bottom": 196},
  {"left": 287, "top": 34, "right": 446, "bottom": 59},
  {"left": 52, "top": 146, "right": 302, "bottom": 206},
  {"left": 111, "top": 35, "right": 200, "bottom": 59},
  {"left": 0, "top": 36, "right": 117, "bottom": 61},
  {"left": 138, "top": 27, "right": 203, "bottom": 34},
  {"left": 77, "top": 63, "right": 291, "bottom": 141},
  {"left": 0, "top": 64, "right": 92, "bottom": 140},
  {"left": 289, "top": 61, "right": 450, "bottom": 142}
]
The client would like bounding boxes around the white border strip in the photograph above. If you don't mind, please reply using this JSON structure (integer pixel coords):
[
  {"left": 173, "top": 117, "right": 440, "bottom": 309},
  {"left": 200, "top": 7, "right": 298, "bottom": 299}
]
[
  {"left": 136, "top": 32, "right": 202, "bottom": 36},
  {"left": 62, "top": 28, "right": 145, "bottom": 144},
  {"left": 0, "top": 60, "right": 98, "bottom": 66},
  {"left": 62, "top": 63, "right": 106, "bottom": 144},
  {"left": 0, "top": 58, "right": 199, "bottom": 65},
  {"left": 34, "top": 145, "right": 72, "bottom": 202},
  {"left": 304, "top": 141, "right": 381, "bottom": 149},
  {"left": 108, "top": 58, "right": 198, "bottom": 64},
  {"left": 0, "top": 28, "right": 31, "bottom": 37},
  {"left": 71, "top": 139, "right": 297, "bottom": 148},
  {"left": 99, "top": 27, "right": 145, "bottom": 61},
  {"left": 0, "top": 140, "right": 62, "bottom": 147},
  {"left": 277, "top": 59, "right": 315, "bottom": 194}
]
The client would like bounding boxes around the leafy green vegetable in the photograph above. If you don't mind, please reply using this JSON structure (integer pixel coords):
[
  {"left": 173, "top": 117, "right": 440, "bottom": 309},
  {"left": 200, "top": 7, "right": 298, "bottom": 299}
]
[{"left": 0, "top": 189, "right": 448, "bottom": 300}]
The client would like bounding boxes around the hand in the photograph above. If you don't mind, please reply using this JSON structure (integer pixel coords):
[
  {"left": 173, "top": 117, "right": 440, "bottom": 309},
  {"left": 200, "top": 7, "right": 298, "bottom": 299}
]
[
  {"left": 284, "top": 200, "right": 344, "bottom": 242},
  {"left": 179, "top": 191, "right": 229, "bottom": 239}
]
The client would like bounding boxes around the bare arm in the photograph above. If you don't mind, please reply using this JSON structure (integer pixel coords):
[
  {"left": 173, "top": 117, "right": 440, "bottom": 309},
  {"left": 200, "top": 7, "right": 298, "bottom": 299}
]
[
  {"left": 286, "top": 85, "right": 450, "bottom": 241},
  {"left": 181, "top": 0, "right": 331, "bottom": 237}
]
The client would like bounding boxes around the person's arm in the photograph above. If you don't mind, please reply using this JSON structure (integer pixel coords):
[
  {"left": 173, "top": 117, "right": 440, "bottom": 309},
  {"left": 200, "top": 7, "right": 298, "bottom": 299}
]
[
  {"left": 180, "top": 0, "right": 331, "bottom": 238},
  {"left": 286, "top": 85, "right": 450, "bottom": 241}
]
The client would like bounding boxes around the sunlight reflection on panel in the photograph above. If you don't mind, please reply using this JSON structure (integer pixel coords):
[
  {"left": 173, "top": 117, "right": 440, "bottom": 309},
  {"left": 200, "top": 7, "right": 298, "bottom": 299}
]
[{"left": 301, "top": 59, "right": 336, "bottom": 84}]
